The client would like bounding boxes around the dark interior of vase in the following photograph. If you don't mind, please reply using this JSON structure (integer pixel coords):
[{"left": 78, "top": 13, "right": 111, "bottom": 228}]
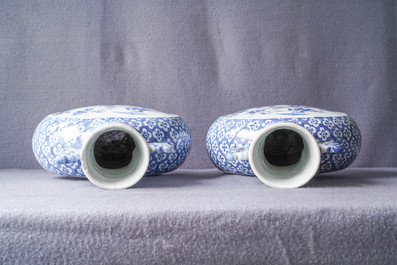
[
  {"left": 94, "top": 130, "right": 136, "bottom": 169},
  {"left": 264, "top": 129, "right": 304, "bottom": 167}
]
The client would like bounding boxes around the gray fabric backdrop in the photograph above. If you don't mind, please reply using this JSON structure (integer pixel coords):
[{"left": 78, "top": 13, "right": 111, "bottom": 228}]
[{"left": 1, "top": 0, "right": 396, "bottom": 169}]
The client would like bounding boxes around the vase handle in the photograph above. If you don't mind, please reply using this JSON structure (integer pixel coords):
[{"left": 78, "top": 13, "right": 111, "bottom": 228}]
[
  {"left": 57, "top": 143, "right": 174, "bottom": 164},
  {"left": 227, "top": 142, "right": 343, "bottom": 160},
  {"left": 318, "top": 142, "right": 343, "bottom": 154},
  {"left": 148, "top": 143, "right": 174, "bottom": 154}
]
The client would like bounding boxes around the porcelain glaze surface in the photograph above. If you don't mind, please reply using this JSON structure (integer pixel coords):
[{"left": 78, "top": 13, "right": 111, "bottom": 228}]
[
  {"left": 206, "top": 105, "right": 361, "bottom": 175},
  {"left": 33, "top": 105, "right": 191, "bottom": 177}
]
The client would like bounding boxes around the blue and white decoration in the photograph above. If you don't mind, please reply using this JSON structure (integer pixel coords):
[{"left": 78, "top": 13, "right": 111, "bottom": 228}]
[
  {"left": 206, "top": 105, "right": 362, "bottom": 176},
  {"left": 33, "top": 105, "right": 191, "bottom": 178}
]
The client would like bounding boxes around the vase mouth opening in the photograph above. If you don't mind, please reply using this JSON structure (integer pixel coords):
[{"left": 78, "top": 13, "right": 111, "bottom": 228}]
[
  {"left": 264, "top": 129, "right": 304, "bottom": 167},
  {"left": 81, "top": 123, "right": 150, "bottom": 189},
  {"left": 249, "top": 123, "right": 321, "bottom": 188},
  {"left": 94, "top": 130, "right": 136, "bottom": 170}
]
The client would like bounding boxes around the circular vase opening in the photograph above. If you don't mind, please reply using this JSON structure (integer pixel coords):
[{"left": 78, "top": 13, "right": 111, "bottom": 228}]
[
  {"left": 94, "top": 130, "right": 136, "bottom": 169},
  {"left": 264, "top": 129, "right": 304, "bottom": 167},
  {"left": 81, "top": 123, "right": 150, "bottom": 189},
  {"left": 249, "top": 123, "right": 320, "bottom": 188}
]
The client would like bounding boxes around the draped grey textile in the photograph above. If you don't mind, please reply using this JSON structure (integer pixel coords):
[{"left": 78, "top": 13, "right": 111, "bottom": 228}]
[
  {"left": 1, "top": 168, "right": 397, "bottom": 264},
  {"left": 0, "top": 0, "right": 396, "bottom": 169}
]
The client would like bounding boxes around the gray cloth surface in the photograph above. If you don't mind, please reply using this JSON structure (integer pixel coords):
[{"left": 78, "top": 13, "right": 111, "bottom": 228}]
[
  {"left": 0, "top": 0, "right": 396, "bottom": 169},
  {"left": 1, "top": 168, "right": 396, "bottom": 264}
]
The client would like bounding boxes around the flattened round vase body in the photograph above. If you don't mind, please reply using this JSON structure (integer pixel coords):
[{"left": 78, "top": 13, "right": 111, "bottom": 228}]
[
  {"left": 33, "top": 105, "right": 191, "bottom": 189},
  {"left": 206, "top": 105, "right": 362, "bottom": 188}
]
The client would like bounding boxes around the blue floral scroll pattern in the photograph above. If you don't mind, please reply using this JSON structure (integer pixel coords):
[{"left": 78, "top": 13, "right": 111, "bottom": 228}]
[
  {"left": 52, "top": 105, "right": 160, "bottom": 117},
  {"left": 222, "top": 105, "right": 338, "bottom": 118},
  {"left": 206, "top": 116, "right": 361, "bottom": 175},
  {"left": 33, "top": 116, "right": 191, "bottom": 177}
]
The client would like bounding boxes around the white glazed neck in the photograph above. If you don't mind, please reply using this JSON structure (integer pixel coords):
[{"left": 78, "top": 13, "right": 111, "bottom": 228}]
[
  {"left": 81, "top": 123, "right": 149, "bottom": 189},
  {"left": 249, "top": 123, "right": 321, "bottom": 188}
]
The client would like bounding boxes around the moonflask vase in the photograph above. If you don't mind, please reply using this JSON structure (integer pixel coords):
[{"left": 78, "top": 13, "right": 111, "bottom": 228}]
[
  {"left": 33, "top": 105, "right": 191, "bottom": 189},
  {"left": 206, "top": 105, "right": 362, "bottom": 188}
]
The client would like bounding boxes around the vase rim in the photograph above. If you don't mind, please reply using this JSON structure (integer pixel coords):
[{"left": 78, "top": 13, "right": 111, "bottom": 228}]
[
  {"left": 249, "top": 122, "right": 321, "bottom": 188},
  {"left": 81, "top": 122, "right": 150, "bottom": 189}
]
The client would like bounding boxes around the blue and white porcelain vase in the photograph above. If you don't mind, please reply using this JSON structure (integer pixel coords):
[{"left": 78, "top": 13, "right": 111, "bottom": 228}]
[
  {"left": 33, "top": 105, "right": 191, "bottom": 189},
  {"left": 206, "top": 105, "right": 361, "bottom": 188}
]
